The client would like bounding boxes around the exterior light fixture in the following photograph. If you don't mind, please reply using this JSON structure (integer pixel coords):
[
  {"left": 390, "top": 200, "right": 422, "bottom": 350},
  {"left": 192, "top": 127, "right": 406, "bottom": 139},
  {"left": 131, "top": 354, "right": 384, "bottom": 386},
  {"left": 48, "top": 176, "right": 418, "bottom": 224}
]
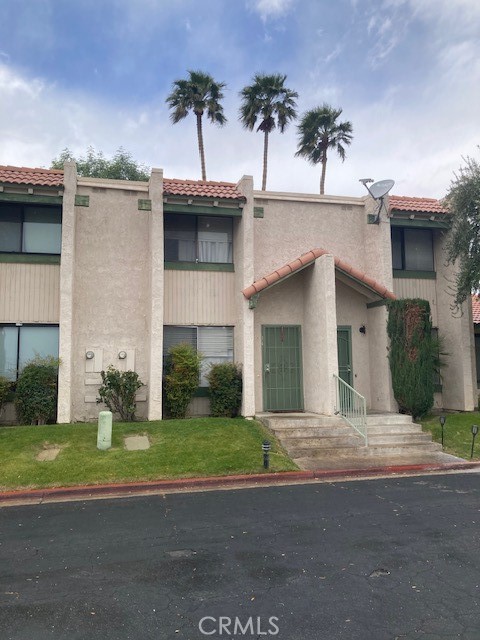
[
  {"left": 359, "top": 325, "right": 366, "bottom": 335},
  {"left": 439, "top": 415, "right": 446, "bottom": 448},
  {"left": 118, "top": 351, "right": 127, "bottom": 360},
  {"left": 86, "top": 351, "right": 94, "bottom": 360},
  {"left": 471, "top": 425, "right": 479, "bottom": 459},
  {"left": 262, "top": 440, "right": 271, "bottom": 469}
]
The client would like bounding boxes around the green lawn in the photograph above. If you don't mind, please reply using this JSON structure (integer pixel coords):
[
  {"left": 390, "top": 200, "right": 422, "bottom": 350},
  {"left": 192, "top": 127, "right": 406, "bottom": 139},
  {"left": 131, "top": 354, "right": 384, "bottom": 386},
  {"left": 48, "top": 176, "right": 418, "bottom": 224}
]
[
  {"left": 0, "top": 418, "right": 298, "bottom": 491},
  {"left": 421, "top": 412, "right": 480, "bottom": 461}
]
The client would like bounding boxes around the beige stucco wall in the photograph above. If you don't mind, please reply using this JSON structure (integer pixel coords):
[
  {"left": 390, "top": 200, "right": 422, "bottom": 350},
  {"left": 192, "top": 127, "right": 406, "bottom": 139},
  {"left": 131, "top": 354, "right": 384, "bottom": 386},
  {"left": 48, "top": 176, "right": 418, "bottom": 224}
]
[
  {"left": 303, "top": 255, "right": 338, "bottom": 415},
  {"left": 335, "top": 280, "right": 371, "bottom": 406},
  {"left": 235, "top": 176, "right": 255, "bottom": 417},
  {"left": 70, "top": 183, "right": 150, "bottom": 422},
  {"left": 0, "top": 263, "right": 60, "bottom": 323},
  {"left": 435, "top": 232, "right": 476, "bottom": 410},
  {"left": 164, "top": 270, "right": 235, "bottom": 325},
  {"left": 253, "top": 193, "right": 367, "bottom": 280}
]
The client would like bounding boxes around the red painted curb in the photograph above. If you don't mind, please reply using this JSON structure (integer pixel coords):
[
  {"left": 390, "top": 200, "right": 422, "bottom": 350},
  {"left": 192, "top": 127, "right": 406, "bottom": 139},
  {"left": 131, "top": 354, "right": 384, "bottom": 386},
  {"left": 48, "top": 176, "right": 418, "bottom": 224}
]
[{"left": 0, "top": 462, "right": 478, "bottom": 504}]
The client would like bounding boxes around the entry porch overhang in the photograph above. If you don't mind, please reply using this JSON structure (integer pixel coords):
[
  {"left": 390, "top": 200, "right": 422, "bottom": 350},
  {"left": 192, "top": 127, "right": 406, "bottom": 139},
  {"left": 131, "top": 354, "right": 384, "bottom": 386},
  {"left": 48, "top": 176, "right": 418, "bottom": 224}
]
[{"left": 242, "top": 248, "right": 396, "bottom": 304}]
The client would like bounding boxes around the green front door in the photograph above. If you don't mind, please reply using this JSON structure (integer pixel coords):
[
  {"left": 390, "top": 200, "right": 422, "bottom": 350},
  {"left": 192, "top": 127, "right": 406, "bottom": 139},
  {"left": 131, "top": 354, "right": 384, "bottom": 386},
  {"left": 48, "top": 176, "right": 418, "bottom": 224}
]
[
  {"left": 337, "top": 326, "right": 353, "bottom": 387},
  {"left": 262, "top": 325, "right": 304, "bottom": 411}
]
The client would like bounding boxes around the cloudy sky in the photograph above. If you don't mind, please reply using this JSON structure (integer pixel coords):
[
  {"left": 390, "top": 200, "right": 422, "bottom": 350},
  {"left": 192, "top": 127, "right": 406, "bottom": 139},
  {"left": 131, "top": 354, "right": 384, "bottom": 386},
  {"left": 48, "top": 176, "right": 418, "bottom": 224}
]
[{"left": 0, "top": 0, "right": 478, "bottom": 197}]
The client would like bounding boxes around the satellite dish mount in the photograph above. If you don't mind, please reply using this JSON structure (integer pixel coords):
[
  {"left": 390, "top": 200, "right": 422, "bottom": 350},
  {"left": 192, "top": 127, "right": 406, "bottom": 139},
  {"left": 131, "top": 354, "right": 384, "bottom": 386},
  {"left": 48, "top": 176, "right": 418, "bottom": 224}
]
[{"left": 359, "top": 178, "right": 395, "bottom": 224}]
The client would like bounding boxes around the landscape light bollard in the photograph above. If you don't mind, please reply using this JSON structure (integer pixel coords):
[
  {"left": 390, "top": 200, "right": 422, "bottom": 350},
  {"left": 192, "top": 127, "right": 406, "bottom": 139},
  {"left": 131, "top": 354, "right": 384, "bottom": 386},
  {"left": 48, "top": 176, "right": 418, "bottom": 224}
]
[
  {"left": 471, "top": 425, "right": 479, "bottom": 460},
  {"left": 262, "top": 440, "right": 271, "bottom": 469},
  {"left": 97, "top": 411, "right": 113, "bottom": 450},
  {"left": 439, "top": 415, "right": 446, "bottom": 448}
]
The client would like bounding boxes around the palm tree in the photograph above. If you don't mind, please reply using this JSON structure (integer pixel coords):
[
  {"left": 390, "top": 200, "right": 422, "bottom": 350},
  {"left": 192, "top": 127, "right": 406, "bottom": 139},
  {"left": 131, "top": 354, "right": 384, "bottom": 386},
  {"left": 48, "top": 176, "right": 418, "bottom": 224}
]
[
  {"left": 166, "top": 70, "right": 227, "bottom": 181},
  {"left": 239, "top": 73, "right": 298, "bottom": 191},
  {"left": 295, "top": 104, "right": 353, "bottom": 195}
]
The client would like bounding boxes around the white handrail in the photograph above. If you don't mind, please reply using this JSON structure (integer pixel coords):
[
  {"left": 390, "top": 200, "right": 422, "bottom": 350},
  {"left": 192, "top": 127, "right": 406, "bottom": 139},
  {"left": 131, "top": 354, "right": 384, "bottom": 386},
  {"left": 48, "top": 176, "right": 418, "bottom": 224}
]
[{"left": 333, "top": 373, "right": 368, "bottom": 446}]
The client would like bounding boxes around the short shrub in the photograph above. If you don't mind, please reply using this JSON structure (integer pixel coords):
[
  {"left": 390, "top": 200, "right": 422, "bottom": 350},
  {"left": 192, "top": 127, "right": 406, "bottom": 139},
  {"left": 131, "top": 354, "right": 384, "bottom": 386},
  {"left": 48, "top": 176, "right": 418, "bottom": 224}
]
[
  {"left": 206, "top": 362, "right": 242, "bottom": 417},
  {"left": 0, "top": 376, "right": 12, "bottom": 417},
  {"left": 97, "top": 366, "right": 144, "bottom": 421},
  {"left": 15, "top": 356, "right": 60, "bottom": 425},
  {"left": 164, "top": 343, "right": 202, "bottom": 419}
]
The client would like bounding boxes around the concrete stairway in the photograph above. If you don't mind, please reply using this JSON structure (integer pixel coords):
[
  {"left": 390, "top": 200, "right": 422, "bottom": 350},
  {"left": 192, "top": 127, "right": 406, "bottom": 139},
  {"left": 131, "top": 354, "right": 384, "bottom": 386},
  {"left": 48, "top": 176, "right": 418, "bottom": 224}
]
[{"left": 257, "top": 412, "right": 456, "bottom": 471}]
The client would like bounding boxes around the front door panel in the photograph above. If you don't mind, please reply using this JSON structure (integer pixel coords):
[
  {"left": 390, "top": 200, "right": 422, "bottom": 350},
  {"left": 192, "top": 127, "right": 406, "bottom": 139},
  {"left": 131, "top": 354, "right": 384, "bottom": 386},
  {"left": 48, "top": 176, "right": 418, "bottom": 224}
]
[
  {"left": 262, "top": 325, "right": 304, "bottom": 411},
  {"left": 337, "top": 327, "right": 353, "bottom": 387}
]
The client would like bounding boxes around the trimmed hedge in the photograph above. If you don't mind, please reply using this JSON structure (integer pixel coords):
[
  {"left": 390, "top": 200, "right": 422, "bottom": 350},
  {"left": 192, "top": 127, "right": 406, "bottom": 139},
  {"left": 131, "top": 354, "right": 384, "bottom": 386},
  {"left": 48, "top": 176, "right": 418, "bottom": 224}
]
[{"left": 207, "top": 362, "right": 243, "bottom": 417}]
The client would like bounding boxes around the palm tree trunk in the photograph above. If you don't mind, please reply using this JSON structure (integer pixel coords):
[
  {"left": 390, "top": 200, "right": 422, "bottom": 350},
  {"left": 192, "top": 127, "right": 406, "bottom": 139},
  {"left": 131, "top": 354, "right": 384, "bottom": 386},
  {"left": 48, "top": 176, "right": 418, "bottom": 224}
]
[
  {"left": 196, "top": 113, "right": 207, "bottom": 181},
  {"left": 320, "top": 149, "right": 327, "bottom": 195},
  {"left": 262, "top": 130, "right": 269, "bottom": 191}
]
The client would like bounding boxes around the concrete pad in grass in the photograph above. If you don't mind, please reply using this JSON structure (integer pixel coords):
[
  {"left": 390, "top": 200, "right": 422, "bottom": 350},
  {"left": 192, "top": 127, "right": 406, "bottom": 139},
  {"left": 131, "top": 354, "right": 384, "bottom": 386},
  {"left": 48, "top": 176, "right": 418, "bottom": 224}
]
[{"left": 124, "top": 435, "right": 150, "bottom": 451}]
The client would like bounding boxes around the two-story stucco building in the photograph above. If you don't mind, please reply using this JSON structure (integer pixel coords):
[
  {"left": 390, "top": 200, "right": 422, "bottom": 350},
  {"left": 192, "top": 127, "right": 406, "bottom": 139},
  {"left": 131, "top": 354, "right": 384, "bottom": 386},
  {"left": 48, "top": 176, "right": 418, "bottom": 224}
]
[{"left": 0, "top": 163, "right": 476, "bottom": 427}]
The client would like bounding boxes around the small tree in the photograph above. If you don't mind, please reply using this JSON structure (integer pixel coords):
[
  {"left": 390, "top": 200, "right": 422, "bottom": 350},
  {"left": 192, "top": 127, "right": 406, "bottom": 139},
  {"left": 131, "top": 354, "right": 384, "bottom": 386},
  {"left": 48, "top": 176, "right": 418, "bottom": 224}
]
[
  {"left": 15, "top": 356, "right": 59, "bottom": 425},
  {"left": 97, "top": 366, "right": 144, "bottom": 421},
  {"left": 206, "top": 362, "right": 242, "bottom": 417},
  {"left": 51, "top": 146, "right": 150, "bottom": 181},
  {"left": 163, "top": 343, "right": 202, "bottom": 419},
  {"left": 445, "top": 152, "right": 480, "bottom": 308},
  {"left": 387, "top": 299, "right": 436, "bottom": 419}
]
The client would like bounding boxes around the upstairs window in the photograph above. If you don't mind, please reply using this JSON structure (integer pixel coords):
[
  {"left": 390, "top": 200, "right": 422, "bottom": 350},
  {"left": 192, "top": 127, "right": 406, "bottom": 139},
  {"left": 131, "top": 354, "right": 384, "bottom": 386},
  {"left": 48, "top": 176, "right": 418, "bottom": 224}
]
[
  {"left": 392, "top": 227, "right": 434, "bottom": 272},
  {"left": 0, "top": 204, "right": 62, "bottom": 254},
  {"left": 164, "top": 214, "right": 233, "bottom": 264},
  {"left": 0, "top": 325, "right": 59, "bottom": 380}
]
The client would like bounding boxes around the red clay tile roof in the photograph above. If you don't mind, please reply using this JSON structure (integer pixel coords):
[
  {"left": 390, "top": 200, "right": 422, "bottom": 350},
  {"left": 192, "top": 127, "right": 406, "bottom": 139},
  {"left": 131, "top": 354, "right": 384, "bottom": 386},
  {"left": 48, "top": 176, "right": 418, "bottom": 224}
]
[
  {"left": 242, "top": 248, "right": 396, "bottom": 301},
  {"left": 0, "top": 165, "right": 64, "bottom": 187},
  {"left": 163, "top": 178, "right": 244, "bottom": 200},
  {"left": 472, "top": 295, "right": 480, "bottom": 323},
  {"left": 389, "top": 195, "right": 449, "bottom": 215}
]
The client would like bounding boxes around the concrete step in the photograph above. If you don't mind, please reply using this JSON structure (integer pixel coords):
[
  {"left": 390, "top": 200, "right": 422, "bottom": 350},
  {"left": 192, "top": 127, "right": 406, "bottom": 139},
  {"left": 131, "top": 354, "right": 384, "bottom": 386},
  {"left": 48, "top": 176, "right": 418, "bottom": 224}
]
[
  {"left": 366, "top": 424, "right": 423, "bottom": 435},
  {"left": 281, "top": 435, "right": 363, "bottom": 449},
  {"left": 260, "top": 417, "right": 345, "bottom": 429},
  {"left": 367, "top": 433, "right": 433, "bottom": 445},
  {"left": 289, "top": 441, "right": 442, "bottom": 459},
  {"left": 366, "top": 414, "right": 415, "bottom": 426},
  {"left": 270, "top": 425, "right": 355, "bottom": 438}
]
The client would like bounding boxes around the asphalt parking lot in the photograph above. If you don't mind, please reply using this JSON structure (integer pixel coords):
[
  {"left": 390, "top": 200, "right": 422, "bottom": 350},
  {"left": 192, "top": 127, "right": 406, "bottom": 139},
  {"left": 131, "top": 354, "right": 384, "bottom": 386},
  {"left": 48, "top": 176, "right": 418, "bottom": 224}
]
[{"left": 1, "top": 473, "right": 479, "bottom": 639}]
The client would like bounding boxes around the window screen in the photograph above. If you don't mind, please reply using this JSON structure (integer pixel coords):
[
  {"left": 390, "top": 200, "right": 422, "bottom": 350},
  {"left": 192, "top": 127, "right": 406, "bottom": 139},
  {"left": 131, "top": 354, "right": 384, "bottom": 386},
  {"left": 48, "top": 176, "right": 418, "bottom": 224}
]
[
  {"left": 0, "top": 208, "right": 22, "bottom": 252},
  {"left": 404, "top": 229, "right": 434, "bottom": 271},
  {"left": 164, "top": 214, "right": 196, "bottom": 262}
]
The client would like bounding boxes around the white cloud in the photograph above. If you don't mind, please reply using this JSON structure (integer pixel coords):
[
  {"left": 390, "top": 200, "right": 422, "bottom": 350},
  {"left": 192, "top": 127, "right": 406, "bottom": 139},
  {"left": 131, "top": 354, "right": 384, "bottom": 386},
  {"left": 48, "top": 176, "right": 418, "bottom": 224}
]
[
  {"left": 247, "top": 0, "right": 294, "bottom": 21},
  {"left": 0, "top": 32, "right": 478, "bottom": 203}
]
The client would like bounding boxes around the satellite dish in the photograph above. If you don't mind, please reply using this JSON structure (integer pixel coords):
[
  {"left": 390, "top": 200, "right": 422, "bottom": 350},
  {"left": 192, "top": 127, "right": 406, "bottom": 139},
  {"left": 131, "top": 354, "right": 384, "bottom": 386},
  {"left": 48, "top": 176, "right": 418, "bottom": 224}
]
[{"left": 369, "top": 179, "right": 395, "bottom": 200}]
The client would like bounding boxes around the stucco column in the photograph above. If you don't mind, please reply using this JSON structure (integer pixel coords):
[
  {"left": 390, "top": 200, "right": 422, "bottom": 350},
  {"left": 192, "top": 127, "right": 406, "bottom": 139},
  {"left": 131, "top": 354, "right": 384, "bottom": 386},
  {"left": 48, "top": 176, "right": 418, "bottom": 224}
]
[
  {"left": 363, "top": 195, "right": 394, "bottom": 291},
  {"left": 435, "top": 233, "right": 476, "bottom": 410},
  {"left": 367, "top": 304, "right": 396, "bottom": 411},
  {"left": 303, "top": 254, "right": 338, "bottom": 414},
  {"left": 57, "top": 161, "right": 77, "bottom": 423},
  {"left": 235, "top": 175, "right": 255, "bottom": 417},
  {"left": 147, "top": 168, "right": 164, "bottom": 420}
]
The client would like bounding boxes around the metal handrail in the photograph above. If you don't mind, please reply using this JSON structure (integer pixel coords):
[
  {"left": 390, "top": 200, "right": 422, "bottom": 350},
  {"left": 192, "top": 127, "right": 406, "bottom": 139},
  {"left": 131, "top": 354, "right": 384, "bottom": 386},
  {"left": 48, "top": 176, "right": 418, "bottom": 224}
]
[{"left": 333, "top": 373, "right": 368, "bottom": 446}]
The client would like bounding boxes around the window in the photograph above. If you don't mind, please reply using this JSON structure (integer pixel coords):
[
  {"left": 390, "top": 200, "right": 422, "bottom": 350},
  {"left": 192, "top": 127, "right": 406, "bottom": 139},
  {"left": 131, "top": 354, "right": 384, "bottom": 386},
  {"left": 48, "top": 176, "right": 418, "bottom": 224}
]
[
  {"left": 0, "top": 204, "right": 62, "bottom": 254},
  {"left": 164, "top": 214, "right": 233, "bottom": 264},
  {"left": 163, "top": 326, "right": 234, "bottom": 386},
  {"left": 0, "top": 325, "right": 59, "bottom": 380},
  {"left": 391, "top": 227, "right": 434, "bottom": 272}
]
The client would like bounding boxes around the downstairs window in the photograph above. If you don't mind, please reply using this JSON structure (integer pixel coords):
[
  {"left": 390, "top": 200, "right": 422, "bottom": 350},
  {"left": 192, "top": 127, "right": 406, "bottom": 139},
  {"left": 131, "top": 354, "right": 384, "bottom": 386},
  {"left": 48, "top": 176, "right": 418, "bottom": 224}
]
[{"left": 163, "top": 326, "right": 234, "bottom": 387}]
